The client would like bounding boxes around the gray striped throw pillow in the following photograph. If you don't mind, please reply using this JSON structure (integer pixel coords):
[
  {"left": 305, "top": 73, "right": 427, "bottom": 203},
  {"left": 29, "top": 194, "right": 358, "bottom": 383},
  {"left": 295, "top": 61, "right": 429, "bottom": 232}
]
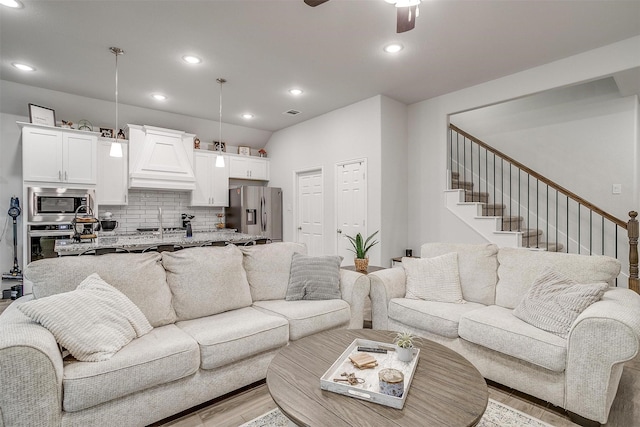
[{"left": 285, "top": 253, "right": 343, "bottom": 300}]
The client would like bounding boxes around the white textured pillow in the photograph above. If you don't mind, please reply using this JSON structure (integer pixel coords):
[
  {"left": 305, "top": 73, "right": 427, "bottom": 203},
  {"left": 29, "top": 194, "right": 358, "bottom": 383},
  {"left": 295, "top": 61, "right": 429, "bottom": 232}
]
[
  {"left": 403, "top": 253, "right": 465, "bottom": 303},
  {"left": 18, "top": 273, "right": 152, "bottom": 362},
  {"left": 513, "top": 268, "right": 608, "bottom": 338}
]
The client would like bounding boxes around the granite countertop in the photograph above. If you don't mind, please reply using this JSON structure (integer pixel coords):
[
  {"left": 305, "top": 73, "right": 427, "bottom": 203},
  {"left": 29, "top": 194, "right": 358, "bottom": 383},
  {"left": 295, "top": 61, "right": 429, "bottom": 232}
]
[{"left": 54, "top": 230, "right": 262, "bottom": 255}]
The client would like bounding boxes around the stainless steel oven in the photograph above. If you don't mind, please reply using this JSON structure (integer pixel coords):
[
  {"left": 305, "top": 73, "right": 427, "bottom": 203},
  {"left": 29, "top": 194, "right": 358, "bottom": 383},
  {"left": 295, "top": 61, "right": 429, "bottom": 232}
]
[
  {"left": 28, "top": 187, "right": 95, "bottom": 223},
  {"left": 27, "top": 223, "right": 74, "bottom": 263}
]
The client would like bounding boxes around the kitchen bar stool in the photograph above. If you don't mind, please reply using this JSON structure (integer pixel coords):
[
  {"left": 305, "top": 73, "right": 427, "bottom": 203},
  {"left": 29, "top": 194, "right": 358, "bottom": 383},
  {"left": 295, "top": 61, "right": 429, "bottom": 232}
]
[{"left": 79, "top": 247, "right": 130, "bottom": 256}]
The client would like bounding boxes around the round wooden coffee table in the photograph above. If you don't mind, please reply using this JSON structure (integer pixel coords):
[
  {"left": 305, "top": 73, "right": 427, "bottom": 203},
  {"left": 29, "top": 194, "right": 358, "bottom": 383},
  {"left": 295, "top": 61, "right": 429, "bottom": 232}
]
[{"left": 266, "top": 329, "right": 488, "bottom": 426}]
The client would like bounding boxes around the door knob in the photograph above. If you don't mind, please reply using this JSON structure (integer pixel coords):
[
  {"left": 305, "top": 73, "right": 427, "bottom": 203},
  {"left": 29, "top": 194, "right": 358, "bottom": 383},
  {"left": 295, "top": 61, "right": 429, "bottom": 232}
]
[
  {"left": 337, "top": 229, "right": 342, "bottom": 234},
  {"left": 297, "top": 226, "right": 302, "bottom": 230}
]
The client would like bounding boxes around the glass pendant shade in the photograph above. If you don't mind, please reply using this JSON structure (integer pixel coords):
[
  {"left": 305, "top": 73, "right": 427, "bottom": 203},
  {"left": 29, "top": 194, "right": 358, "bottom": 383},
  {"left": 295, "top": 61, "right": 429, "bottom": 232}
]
[
  {"left": 215, "top": 154, "right": 225, "bottom": 168},
  {"left": 109, "top": 142, "right": 123, "bottom": 158}
]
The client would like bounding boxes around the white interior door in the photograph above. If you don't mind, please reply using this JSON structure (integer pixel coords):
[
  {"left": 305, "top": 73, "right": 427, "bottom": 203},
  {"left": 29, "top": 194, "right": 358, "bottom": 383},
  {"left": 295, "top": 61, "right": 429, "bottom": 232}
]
[
  {"left": 296, "top": 169, "right": 324, "bottom": 256},
  {"left": 336, "top": 159, "right": 367, "bottom": 264}
]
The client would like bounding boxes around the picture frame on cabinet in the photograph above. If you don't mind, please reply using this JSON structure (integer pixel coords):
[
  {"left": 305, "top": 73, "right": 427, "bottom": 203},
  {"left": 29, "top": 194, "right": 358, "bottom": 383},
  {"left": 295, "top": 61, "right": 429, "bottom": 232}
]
[
  {"left": 238, "top": 146, "right": 251, "bottom": 156},
  {"left": 212, "top": 141, "right": 226, "bottom": 152},
  {"left": 100, "top": 128, "right": 115, "bottom": 138},
  {"left": 28, "top": 104, "right": 56, "bottom": 127}
]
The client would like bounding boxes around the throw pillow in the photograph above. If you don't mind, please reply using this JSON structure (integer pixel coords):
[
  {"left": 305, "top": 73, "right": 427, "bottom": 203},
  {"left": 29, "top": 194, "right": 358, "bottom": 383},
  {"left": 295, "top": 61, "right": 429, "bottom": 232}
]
[
  {"left": 513, "top": 268, "right": 609, "bottom": 338},
  {"left": 18, "top": 273, "right": 153, "bottom": 362},
  {"left": 403, "top": 252, "right": 465, "bottom": 303},
  {"left": 286, "top": 253, "right": 343, "bottom": 301}
]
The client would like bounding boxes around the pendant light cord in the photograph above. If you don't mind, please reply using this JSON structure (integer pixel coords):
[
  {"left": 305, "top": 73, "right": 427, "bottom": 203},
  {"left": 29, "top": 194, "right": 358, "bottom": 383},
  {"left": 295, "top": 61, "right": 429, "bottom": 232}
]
[{"left": 217, "top": 78, "right": 226, "bottom": 155}]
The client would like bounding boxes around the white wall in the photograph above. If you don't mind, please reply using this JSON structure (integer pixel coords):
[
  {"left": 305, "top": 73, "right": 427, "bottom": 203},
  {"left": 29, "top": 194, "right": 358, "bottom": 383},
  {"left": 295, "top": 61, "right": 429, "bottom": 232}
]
[
  {"left": 451, "top": 77, "right": 638, "bottom": 221},
  {"left": 407, "top": 36, "right": 640, "bottom": 275}
]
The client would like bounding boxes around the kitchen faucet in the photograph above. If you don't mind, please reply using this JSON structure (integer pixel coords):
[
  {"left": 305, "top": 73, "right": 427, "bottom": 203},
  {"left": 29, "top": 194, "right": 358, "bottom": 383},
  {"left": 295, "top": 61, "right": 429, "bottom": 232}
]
[{"left": 158, "top": 207, "right": 163, "bottom": 240}]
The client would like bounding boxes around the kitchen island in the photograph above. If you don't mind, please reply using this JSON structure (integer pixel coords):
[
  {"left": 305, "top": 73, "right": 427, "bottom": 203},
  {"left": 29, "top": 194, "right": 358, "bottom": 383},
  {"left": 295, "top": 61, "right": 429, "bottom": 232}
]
[{"left": 54, "top": 230, "right": 263, "bottom": 256}]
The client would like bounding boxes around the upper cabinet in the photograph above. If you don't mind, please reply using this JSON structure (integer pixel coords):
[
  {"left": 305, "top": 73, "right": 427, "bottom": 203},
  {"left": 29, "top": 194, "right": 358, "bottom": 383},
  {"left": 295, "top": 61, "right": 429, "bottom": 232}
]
[
  {"left": 21, "top": 123, "right": 98, "bottom": 185},
  {"left": 97, "top": 139, "right": 128, "bottom": 205},
  {"left": 127, "top": 125, "right": 196, "bottom": 191},
  {"left": 191, "top": 151, "right": 229, "bottom": 207},
  {"left": 228, "top": 155, "right": 269, "bottom": 181}
]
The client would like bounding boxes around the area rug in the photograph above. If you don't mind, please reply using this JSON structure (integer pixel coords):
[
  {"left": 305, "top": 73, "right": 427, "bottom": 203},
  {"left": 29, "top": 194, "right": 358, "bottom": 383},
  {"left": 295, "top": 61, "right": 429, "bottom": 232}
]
[{"left": 240, "top": 398, "right": 555, "bottom": 427}]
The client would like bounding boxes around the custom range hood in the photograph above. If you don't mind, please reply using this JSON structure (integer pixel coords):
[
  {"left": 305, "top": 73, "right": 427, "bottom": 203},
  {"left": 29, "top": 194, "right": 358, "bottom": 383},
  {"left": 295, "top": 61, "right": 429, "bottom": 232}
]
[{"left": 127, "top": 124, "right": 196, "bottom": 191}]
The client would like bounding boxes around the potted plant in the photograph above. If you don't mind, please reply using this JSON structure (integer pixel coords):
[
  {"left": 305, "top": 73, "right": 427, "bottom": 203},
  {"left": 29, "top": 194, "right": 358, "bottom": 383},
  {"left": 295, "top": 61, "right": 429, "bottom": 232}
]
[
  {"left": 345, "top": 230, "right": 379, "bottom": 272},
  {"left": 394, "top": 331, "right": 417, "bottom": 362}
]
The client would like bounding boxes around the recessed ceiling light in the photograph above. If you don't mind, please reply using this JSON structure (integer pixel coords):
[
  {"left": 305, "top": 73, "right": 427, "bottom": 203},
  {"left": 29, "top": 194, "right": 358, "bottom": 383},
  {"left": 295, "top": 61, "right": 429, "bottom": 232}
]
[
  {"left": 241, "top": 113, "right": 254, "bottom": 119},
  {"left": 152, "top": 94, "right": 167, "bottom": 101},
  {"left": 289, "top": 88, "right": 303, "bottom": 96},
  {"left": 182, "top": 55, "right": 201, "bottom": 64},
  {"left": 0, "top": 0, "right": 23, "bottom": 8},
  {"left": 384, "top": 43, "right": 404, "bottom": 53},
  {"left": 12, "top": 62, "right": 35, "bottom": 71}
]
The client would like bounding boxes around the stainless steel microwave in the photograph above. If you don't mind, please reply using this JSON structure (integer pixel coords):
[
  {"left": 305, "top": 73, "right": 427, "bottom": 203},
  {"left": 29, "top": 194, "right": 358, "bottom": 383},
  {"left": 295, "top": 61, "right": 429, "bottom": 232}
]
[{"left": 28, "top": 187, "right": 95, "bottom": 223}]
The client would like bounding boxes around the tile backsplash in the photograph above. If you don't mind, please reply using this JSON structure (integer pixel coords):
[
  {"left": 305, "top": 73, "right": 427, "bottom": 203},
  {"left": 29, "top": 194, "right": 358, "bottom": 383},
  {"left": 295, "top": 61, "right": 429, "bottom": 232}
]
[{"left": 99, "top": 189, "right": 224, "bottom": 233}]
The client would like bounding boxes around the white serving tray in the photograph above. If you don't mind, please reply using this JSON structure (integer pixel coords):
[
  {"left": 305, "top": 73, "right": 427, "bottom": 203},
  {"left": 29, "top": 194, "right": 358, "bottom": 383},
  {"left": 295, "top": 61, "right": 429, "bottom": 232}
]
[{"left": 320, "top": 338, "right": 420, "bottom": 409}]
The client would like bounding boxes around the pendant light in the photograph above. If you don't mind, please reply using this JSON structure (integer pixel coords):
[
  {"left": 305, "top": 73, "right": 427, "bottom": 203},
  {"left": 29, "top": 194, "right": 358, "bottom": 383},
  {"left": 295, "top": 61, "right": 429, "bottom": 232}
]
[
  {"left": 109, "top": 47, "right": 124, "bottom": 158},
  {"left": 215, "top": 78, "right": 226, "bottom": 168}
]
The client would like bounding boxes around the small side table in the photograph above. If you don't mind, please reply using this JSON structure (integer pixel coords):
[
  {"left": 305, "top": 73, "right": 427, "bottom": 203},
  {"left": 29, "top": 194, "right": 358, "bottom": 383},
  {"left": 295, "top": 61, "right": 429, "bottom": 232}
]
[
  {"left": 391, "top": 256, "right": 420, "bottom": 267},
  {"left": 340, "top": 265, "right": 386, "bottom": 275},
  {"left": 340, "top": 265, "right": 385, "bottom": 328}
]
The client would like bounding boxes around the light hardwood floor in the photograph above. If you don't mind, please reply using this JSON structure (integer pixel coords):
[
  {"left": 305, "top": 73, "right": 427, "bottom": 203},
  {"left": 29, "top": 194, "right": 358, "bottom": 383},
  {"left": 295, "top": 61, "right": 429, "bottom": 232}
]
[{"left": 152, "top": 353, "right": 640, "bottom": 427}]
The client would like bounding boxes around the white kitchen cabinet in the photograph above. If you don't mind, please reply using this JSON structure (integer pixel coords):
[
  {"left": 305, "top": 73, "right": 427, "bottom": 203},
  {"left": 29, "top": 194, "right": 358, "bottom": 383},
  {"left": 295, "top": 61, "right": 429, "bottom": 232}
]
[
  {"left": 228, "top": 155, "right": 269, "bottom": 180},
  {"left": 191, "top": 151, "right": 229, "bottom": 207},
  {"left": 127, "top": 124, "right": 196, "bottom": 190},
  {"left": 21, "top": 123, "right": 98, "bottom": 185},
  {"left": 97, "top": 139, "right": 128, "bottom": 205}
]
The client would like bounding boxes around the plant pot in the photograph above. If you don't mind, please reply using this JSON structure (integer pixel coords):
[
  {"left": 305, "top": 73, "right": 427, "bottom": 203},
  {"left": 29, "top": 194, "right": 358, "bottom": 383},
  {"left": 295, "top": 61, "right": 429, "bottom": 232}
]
[
  {"left": 396, "top": 346, "right": 414, "bottom": 362},
  {"left": 354, "top": 257, "right": 369, "bottom": 272}
]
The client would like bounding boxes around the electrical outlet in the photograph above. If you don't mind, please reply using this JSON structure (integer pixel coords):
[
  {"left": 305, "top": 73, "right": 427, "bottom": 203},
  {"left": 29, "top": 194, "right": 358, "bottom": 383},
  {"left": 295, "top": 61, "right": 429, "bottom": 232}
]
[{"left": 612, "top": 184, "right": 622, "bottom": 195}]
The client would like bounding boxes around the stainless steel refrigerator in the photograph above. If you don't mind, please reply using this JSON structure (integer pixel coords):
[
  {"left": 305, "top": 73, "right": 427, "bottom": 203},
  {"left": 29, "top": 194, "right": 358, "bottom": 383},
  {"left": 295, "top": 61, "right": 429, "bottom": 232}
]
[{"left": 227, "top": 186, "right": 283, "bottom": 241}]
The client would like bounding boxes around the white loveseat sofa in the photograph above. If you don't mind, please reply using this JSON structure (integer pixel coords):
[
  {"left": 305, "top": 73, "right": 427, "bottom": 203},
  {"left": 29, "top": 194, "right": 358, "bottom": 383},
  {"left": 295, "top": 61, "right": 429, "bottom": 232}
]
[
  {"left": 369, "top": 242, "right": 640, "bottom": 425},
  {"left": 0, "top": 242, "right": 370, "bottom": 427}
]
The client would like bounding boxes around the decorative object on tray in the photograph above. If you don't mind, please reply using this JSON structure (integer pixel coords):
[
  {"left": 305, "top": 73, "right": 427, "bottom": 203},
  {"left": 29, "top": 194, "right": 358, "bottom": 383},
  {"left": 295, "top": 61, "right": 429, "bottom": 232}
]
[
  {"left": 212, "top": 141, "right": 226, "bottom": 152},
  {"left": 28, "top": 103, "right": 56, "bottom": 126},
  {"left": 394, "top": 331, "right": 417, "bottom": 362},
  {"left": 77, "top": 119, "right": 93, "bottom": 131},
  {"left": 100, "top": 127, "right": 114, "bottom": 138},
  {"left": 379, "top": 368, "right": 404, "bottom": 397},
  {"left": 320, "top": 338, "right": 420, "bottom": 409},
  {"left": 193, "top": 137, "right": 201, "bottom": 149},
  {"left": 349, "top": 353, "right": 378, "bottom": 369},
  {"left": 345, "top": 230, "right": 379, "bottom": 272},
  {"left": 238, "top": 146, "right": 251, "bottom": 156},
  {"left": 258, "top": 148, "right": 267, "bottom": 158}
]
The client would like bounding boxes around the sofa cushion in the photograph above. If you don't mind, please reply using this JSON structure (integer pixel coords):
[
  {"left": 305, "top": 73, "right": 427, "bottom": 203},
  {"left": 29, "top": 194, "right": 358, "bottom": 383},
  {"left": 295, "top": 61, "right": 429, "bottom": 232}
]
[
  {"left": 176, "top": 307, "right": 289, "bottom": 370},
  {"left": 514, "top": 268, "right": 608, "bottom": 338},
  {"left": 240, "top": 242, "right": 307, "bottom": 301},
  {"left": 24, "top": 252, "right": 176, "bottom": 327},
  {"left": 388, "top": 298, "right": 486, "bottom": 338},
  {"left": 496, "top": 248, "right": 621, "bottom": 309},
  {"left": 459, "top": 305, "right": 567, "bottom": 372},
  {"left": 18, "top": 273, "right": 152, "bottom": 362},
  {"left": 162, "top": 245, "right": 253, "bottom": 321},
  {"left": 403, "top": 253, "right": 465, "bottom": 303},
  {"left": 285, "top": 253, "right": 343, "bottom": 301},
  {"left": 253, "top": 299, "right": 351, "bottom": 340},
  {"left": 421, "top": 242, "right": 498, "bottom": 305},
  {"left": 62, "top": 324, "right": 199, "bottom": 412}
]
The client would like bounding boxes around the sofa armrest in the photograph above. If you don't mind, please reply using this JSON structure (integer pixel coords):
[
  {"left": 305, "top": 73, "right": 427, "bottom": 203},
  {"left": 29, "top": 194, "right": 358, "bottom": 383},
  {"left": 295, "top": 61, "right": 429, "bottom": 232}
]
[
  {"left": 0, "top": 296, "right": 64, "bottom": 426},
  {"left": 565, "top": 288, "right": 640, "bottom": 423},
  {"left": 339, "top": 269, "right": 370, "bottom": 329},
  {"left": 368, "top": 268, "right": 407, "bottom": 330}
]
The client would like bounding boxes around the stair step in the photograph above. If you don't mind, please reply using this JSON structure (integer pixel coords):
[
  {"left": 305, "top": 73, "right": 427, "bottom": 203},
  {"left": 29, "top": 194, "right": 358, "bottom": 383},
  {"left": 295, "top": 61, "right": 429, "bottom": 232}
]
[
  {"left": 525, "top": 242, "right": 564, "bottom": 252},
  {"left": 464, "top": 191, "right": 489, "bottom": 203},
  {"left": 451, "top": 179, "right": 474, "bottom": 191},
  {"left": 482, "top": 204, "right": 506, "bottom": 216},
  {"left": 452, "top": 171, "right": 460, "bottom": 180},
  {"left": 501, "top": 216, "right": 523, "bottom": 231}
]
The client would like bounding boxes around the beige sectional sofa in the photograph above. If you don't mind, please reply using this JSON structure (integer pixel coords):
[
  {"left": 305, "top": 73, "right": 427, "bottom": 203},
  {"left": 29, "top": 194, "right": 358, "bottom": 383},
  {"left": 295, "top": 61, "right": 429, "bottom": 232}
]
[
  {"left": 0, "top": 243, "right": 370, "bottom": 427},
  {"left": 369, "top": 242, "right": 640, "bottom": 425}
]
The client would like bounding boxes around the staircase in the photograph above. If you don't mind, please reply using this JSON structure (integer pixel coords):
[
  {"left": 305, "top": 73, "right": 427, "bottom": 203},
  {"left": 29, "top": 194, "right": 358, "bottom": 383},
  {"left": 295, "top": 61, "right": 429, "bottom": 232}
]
[{"left": 447, "top": 171, "right": 563, "bottom": 251}]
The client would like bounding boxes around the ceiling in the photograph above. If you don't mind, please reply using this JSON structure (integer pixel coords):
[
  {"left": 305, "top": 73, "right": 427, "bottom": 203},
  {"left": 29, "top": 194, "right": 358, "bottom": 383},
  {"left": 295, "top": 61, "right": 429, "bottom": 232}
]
[{"left": 1, "top": 0, "right": 639, "bottom": 134}]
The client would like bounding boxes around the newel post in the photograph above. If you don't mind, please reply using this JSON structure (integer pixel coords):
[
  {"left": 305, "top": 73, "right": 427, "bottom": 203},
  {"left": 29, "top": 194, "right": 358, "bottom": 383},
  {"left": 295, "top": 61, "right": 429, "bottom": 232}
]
[{"left": 629, "top": 211, "right": 639, "bottom": 293}]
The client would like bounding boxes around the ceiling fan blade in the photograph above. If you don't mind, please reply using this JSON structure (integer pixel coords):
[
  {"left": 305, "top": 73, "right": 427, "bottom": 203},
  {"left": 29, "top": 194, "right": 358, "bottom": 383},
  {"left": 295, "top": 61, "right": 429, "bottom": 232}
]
[
  {"left": 397, "top": 5, "right": 417, "bottom": 33},
  {"left": 304, "top": 0, "right": 329, "bottom": 6}
]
